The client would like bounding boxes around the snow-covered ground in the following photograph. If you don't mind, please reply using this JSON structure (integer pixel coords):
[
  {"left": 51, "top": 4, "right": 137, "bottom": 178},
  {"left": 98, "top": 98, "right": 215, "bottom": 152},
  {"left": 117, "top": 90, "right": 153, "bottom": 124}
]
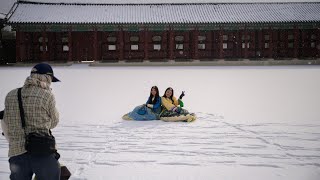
[{"left": 0, "top": 64, "right": 320, "bottom": 180}]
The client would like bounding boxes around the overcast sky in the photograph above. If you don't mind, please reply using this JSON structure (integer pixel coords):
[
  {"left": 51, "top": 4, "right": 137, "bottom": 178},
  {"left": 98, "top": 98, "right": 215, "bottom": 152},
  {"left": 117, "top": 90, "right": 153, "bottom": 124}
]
[{"left": 1, "top": 0, "right": 319, "bottom": 16}]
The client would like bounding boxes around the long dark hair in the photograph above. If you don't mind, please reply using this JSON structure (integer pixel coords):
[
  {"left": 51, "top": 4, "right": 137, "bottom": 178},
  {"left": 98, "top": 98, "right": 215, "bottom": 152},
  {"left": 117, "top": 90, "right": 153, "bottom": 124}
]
[
  {"left": 147, "top": 86, "right": 160, "bottom": 104},
  {"left": 162, "top": 87, "right": 174, "bottom": 103}
]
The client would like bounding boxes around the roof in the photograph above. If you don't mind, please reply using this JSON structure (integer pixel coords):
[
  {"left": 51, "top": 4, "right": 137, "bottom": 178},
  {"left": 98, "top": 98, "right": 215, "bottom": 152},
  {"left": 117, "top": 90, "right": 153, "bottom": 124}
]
[
  {"left": 0, "top": 13, "right": 6, "bottom": 20},
  {"left": 16, "top": 0, "right": 320, "bottom": 4},
  {"left": 7, "top": 1, "right": 320, "bottom": 24}
]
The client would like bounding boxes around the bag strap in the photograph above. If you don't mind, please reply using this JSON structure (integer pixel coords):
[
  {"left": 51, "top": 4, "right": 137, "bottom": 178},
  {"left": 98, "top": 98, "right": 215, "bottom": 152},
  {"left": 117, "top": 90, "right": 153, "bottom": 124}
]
[
  {"left": 17, "top": 88, "right": 26, "bottom": 129},
  {"left": 17, "top": 88, "right": 53, "bottom": 136}
]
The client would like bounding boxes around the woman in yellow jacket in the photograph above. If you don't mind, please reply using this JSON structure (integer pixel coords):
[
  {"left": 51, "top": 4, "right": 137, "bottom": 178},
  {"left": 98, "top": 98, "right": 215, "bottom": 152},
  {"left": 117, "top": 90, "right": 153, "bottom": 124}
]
[{"left": 160, "top": 87, "right": 196, "bottom": 122}]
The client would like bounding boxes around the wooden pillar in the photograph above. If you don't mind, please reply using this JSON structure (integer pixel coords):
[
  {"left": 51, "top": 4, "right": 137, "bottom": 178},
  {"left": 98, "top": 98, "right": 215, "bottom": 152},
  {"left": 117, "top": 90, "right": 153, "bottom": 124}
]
[
  {"left": 293, "top": 26, "right": 299, "bottom": 58},
  {"left": 273, "top": 29, "right": 278, "bottom": 59},
  {"left": 93, "top": 27, "right": 98, "bottom": 61},
  {"left": 68, "top": 27, "right": 72, "bottom": 61},
  {"left": 317, "top": 27, "right": 320, "bottom": 58},
  {"left": 47, "top": 32, "right": 54, "bottom": 61},
  {"left": 193, "top": 28, "right": 199, "bottom": 59},
  {"left": 219, "top": 27, "right": 223, "bottom": 59},
  {"left": 211, "top": 31, "right": 215, "bottom": 58},
  {"left": 42, "top": 28, "right": 47, "bottom": 61},
  {"left": 258, "top": 30, "right": 263, "bottom": 58},
  {"left": 21, "top": 32, "right": 26, "bottom": 62},
  {"left": 235, "top": 30, "right": 240, "bottom": 58},
  {"left": 144, "top": 28, "right": 148, "bottom": 60},
  {"left": 285, "top": 30, "right": 289, "bottom": 58},
  {"left": 119, "top": 28, "right": 124, "bottom": 60},
  {"left": 301, "top": 30, "right": 305, "bottom": 57},
  {"left": 162, "top": 31, "right": 167, "bottom": 59},
  {"left": 251, "top": 31, "right": 255, "bottom": 58},
  {"left": 169, "top": 27, "right": 174, "bottom": 60},
  {"left": 16, "top": 27, "right": 21, "bottom": 62},
  {"left": 244, "top": 27, "right": 248, "bottom": 59},
  {"left": 207, "top": 31, "right": 213, "bottom": 58},
  {"left": 0, "top": 25, "right": 2, "bottom": 41},
  {"left": 269, "top": 27, "right": 273, "bottom": 58}
]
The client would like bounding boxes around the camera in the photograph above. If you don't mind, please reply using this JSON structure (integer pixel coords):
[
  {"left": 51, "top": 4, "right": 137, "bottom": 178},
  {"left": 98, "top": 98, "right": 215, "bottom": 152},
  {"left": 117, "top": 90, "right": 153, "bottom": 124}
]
[{"left": 0, "top": 110, "right": 4, "bottom": 119}]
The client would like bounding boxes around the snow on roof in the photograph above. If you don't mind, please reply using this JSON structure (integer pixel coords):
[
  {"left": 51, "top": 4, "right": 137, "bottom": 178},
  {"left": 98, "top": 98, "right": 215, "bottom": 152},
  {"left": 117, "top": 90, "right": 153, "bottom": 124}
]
[
  {"left": 7, "top": 2, "right": 320, "bottom": 24},
  {"left": 0, "top": 14, "right": 6, "bottom": 20},
  {"left": 19, "top": 0, "right": 320, "bottom": 4}
]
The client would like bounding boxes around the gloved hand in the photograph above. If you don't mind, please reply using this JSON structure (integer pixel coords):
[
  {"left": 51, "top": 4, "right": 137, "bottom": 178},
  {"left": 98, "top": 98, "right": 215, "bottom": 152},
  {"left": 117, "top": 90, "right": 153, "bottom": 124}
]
[
  {"left": 0, "top": 110, "right": 4, "bottom": 119},
  {"left": 147, "top": 104, "right": 153, "bottom": 108},
  {"left": 179, "top": 91, "right": 185, "bottom": 99}
]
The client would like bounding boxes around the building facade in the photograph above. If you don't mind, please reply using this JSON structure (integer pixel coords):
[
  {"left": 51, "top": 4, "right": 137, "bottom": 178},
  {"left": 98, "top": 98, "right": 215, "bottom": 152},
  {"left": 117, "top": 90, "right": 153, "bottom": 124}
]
[{"left": 6, "top": 1, "right": 320, "bottom": 63}]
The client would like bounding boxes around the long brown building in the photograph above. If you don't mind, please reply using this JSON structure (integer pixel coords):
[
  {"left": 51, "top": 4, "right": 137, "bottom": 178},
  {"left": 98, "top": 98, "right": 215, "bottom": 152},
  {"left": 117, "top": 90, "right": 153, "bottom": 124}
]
[{"left": 5, "top": 1, "right": 320, "bottom": 63}]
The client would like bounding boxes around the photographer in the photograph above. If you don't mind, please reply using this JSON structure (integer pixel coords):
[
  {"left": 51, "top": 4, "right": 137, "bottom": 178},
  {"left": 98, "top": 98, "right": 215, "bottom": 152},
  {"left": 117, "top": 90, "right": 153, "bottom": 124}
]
[{"left": 2, "top": 63, "right": 61, "bottom": 180}]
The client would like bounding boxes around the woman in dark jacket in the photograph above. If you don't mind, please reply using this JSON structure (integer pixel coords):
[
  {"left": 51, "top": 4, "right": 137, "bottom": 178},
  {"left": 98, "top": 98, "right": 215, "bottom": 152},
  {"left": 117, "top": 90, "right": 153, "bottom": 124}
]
[{"left": 123, "top": 86, "right": 162, "bottom": 121}]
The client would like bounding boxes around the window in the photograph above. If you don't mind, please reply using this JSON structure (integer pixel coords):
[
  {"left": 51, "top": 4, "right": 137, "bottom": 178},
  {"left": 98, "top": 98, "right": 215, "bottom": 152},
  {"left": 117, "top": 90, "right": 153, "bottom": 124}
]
[
  {"left": 152, "top": 36, "right": 162, "bottom": 42},
  {"left": 131, "top": 45, "right": 139, "bottom": 50},
  {"left": 38, "top": 37, "right": 48, "bottom": 43},
  {"left": 288, "top": 42, "right": 294, "bottom": 48},
  {"left": 241, "top": 35, "right": 250, "bottom": 40},
  {"left": 107, "top": 37, "right": 117, "bottom": 42},
  {"left": 175, "top": 36, "right": 184, "bottom": 42},
  {"left": 198, "top": 44, "right": 206, "bottom": 50},
  {"left": 223, "top": 35, "right": 228, "bottom": 41},
  {"left": 130, "top": 36, "right": 139, "bottom": 42},
  {"left": 63, "top": 45, "right": 69, "bottom": 52},
  {"left": 311, "top": 42, "right": 316, "bottom": 48},
  {"left": 153, "top": 44, "right": 161, "bottom": 50},
  {"left": 62, "top": 37, "right": 68, "bottom": 43},
  {"left": 198, "top": 36, "right": 206, "bottom": 41},
  {"left": 176, "top": 44, "right": 183, "bottom": 50},
  {"left": 40, "top": 46, "right": 48, "bottom": 52},
  {"left": 108, "top": 45, "right": 116, "bottom": 50},
  {"left": 223, "top": 43, "right": 228, "bottom": 49},
  {"left": 264, "top": 35, "right": 270, "bottom": 41},
  {"left": 288, "top": 34, "right": 294, "bottom": 40},
  {"left": 265, "top": 43, "right": 269, "bottom": 49},
  {"left": 242, "top": 43, "right": 250, "bottom": 48},
  {"left": 152, "top": 36, "right": 162, "bottom": 50}
]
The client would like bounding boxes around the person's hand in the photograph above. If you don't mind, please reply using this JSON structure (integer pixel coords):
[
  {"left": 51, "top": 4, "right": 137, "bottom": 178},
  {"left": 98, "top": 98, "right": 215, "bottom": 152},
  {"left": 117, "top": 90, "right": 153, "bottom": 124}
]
[
  {"left": 172, "top": 107, "right": 181, "bottom": 113},
  {"left": 179, "top": 91, "right": 185, "bottom": 99},
  {"left": 147, "top": 104, "right": 153, "bottom": 108}
]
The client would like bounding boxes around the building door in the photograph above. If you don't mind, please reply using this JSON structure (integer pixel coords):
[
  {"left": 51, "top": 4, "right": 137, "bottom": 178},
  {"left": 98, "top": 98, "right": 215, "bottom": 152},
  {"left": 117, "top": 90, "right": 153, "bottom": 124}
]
[{"left": 73, "top": 32, "right": 94, "bottom": 61}]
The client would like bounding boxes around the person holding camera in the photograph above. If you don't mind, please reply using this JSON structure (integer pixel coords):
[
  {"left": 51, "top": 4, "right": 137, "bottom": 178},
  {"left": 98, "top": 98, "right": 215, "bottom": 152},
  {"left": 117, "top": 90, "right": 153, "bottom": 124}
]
[{"left": 2, "top": 63, "right": 61, "bottom": 180}]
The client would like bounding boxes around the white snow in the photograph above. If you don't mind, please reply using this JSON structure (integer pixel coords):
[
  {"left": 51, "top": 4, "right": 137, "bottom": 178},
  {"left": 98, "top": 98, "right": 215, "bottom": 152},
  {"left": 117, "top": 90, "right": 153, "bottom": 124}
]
[{"left": 0, "top": 64, "right": 320, "bottom": 180}]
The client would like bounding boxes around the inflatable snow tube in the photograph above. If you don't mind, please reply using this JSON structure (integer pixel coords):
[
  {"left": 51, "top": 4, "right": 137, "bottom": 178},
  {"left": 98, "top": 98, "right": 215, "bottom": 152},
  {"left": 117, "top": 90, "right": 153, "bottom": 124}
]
[
  {"left": 122, "top": 113, "right": 133, "bottom": 120},
  {"left": 160, "top": 113, "right": 196, "bottom": 122},
  {"left": 160, "top": 108, "right": 196, "bottom": 122}
]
